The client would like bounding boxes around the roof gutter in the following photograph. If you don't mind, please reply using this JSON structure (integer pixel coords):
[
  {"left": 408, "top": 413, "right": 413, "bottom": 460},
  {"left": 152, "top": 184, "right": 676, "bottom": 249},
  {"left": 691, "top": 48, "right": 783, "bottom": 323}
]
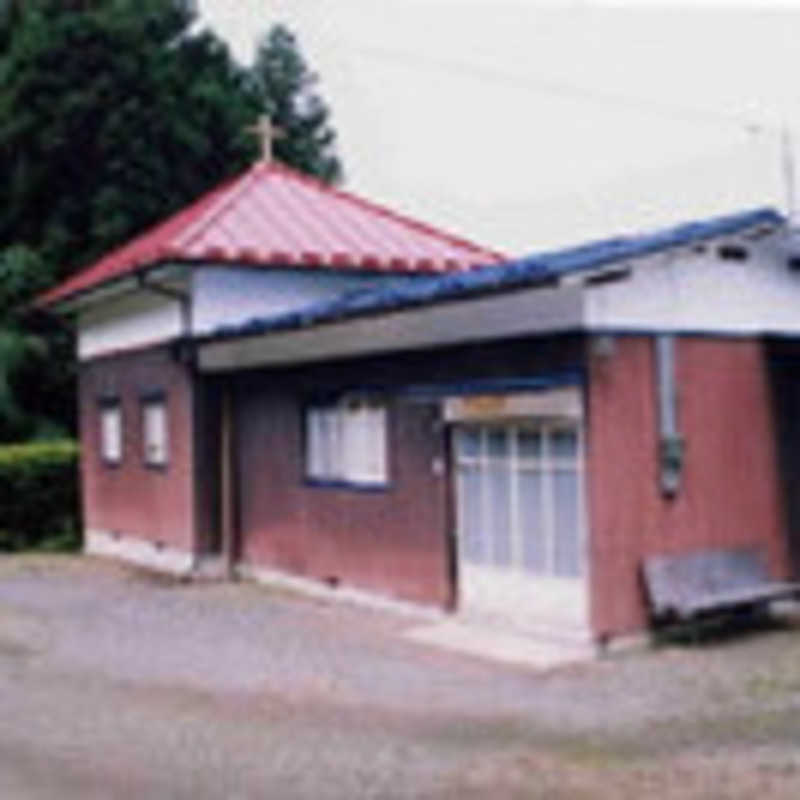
[
  {"left": 137, "top": 273, "right": 196, "bottom": 367},
  {"left": 40, "top": 262, "right": 193, "bottom": 316}
]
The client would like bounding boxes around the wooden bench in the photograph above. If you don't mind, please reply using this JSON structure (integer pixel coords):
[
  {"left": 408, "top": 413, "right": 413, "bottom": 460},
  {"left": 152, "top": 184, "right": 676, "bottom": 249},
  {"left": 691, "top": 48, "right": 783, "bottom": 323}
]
[{"left": 643, "top": 547, "right": 800, "bottom": 635}]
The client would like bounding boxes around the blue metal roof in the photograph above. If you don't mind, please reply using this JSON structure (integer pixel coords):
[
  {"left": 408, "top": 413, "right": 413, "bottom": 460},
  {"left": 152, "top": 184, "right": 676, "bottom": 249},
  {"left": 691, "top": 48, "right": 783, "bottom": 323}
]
[{"left": 204, "top": 207, "right": 783, "bottom": 342}]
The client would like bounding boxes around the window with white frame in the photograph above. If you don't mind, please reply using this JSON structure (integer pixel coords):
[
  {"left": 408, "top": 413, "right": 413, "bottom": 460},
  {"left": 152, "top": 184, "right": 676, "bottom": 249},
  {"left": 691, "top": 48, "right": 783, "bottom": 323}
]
[
  {"left": 100, "top": 401, "right": 122, "bottom": 465},
  {"left": 306, "top": 396, "right": 388, "bottom": 485},
  {"left": 454, "top": 423, "right": 584, "bottom": 578},
  {"left": 142, "top": 397, "right": 169, "bottom": 467}
]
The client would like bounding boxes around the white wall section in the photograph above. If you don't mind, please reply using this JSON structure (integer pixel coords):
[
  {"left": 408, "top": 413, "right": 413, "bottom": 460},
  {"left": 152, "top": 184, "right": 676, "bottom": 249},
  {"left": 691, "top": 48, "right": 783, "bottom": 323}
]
[
  {"left": 76, "top": 267, "right": 399, "bottom": 359},
  {"left": 77, "top": 290, "right": 184, "bottom": 360},
  {"left": 191, "top": 267, "right": 398, "bottom": 335},
  {"left": 585, "top": 234, "right": 800, "bottom": 334}
]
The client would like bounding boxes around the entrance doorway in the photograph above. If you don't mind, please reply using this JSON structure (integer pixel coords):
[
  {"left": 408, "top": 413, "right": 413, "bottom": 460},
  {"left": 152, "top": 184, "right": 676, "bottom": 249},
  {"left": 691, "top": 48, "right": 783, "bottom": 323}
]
[{"left": 452, "top": 421, "right": 589, "bottom": 637}]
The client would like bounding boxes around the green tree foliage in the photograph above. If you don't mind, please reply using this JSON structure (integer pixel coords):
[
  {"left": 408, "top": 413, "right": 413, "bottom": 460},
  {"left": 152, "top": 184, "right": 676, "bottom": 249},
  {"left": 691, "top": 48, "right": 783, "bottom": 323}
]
[
  {"left": 0, "top": 245, "right": 73, "bottom": 440},
  {"left": 253, "top": 24, "right": 342, "bottom": 183},
  {"left": 0, "top": 0, "right": 262, "bottom": 275},
  {"left": 0, "top": 4, "right": 342, "bottom": 442}
]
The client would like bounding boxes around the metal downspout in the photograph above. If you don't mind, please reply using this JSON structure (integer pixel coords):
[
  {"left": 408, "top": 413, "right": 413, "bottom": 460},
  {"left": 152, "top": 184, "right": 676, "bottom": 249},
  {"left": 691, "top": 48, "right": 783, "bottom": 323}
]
[{"left": 655, "top": 334, "right": 684, "bottom": 496}]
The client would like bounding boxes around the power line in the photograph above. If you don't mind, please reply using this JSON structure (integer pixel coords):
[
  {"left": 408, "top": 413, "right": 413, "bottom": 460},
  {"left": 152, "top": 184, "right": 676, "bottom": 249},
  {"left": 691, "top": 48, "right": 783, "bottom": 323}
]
[
  {"left": 349, "top": 43, "right": 799, "bottom": 219},
  {"left": 350, "top": 42, "right": 777, "bottom": 136}
]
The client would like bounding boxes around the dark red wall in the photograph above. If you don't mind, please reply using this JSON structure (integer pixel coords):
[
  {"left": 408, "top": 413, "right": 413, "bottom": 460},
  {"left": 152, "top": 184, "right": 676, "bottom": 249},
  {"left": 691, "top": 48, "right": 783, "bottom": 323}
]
[
  {"left": 193, "top": 378, "right": 222, "bottom": 554},
  {"left": 587, "top": 336, "right": 789, "bottom": 638},
  {"left": 232, "top": 335, "right": 585, "bottom": 608},
  {"left": 237, "top": 392, "right": 451, "bottom": 606},
  {"left": 79, "top": 345, "right": 197, "bottom": 551}
]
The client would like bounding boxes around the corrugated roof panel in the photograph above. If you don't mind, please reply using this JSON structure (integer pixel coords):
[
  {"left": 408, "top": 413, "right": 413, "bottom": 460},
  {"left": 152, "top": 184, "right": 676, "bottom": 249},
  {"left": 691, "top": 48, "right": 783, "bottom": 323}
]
[{"left": 38, "top": 161, "right": 505, "bottom": 307}]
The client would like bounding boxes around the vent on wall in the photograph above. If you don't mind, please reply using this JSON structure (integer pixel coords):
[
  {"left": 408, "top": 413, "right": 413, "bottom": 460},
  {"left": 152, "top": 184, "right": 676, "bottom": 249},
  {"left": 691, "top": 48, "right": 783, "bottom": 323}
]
[
  {"left": 583, "top": 267, "right": 632, "bottom": 287},
  {"left": 716, "top": 242, "right": 749, "bottom": 261}
]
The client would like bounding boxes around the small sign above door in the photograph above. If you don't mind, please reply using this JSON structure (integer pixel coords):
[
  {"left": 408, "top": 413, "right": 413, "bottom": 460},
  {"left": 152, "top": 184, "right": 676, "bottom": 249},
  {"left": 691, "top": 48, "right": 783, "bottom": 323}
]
[{"left": 444, "top": 388, "right": 582, "bottom": 423}]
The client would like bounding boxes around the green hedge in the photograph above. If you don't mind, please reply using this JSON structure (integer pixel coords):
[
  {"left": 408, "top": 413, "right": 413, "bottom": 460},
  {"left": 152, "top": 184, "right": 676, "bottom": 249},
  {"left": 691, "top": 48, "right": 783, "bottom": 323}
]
[{"left": 0, "top": 440, "right": 80, "bottom": 552}]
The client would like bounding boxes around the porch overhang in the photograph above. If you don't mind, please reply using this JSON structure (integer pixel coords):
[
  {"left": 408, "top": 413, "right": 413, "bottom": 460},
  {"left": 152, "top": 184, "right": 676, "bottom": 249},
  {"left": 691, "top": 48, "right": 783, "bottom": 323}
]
[{"left": 196, "top": 284, "right": 586, "bottom": 372}]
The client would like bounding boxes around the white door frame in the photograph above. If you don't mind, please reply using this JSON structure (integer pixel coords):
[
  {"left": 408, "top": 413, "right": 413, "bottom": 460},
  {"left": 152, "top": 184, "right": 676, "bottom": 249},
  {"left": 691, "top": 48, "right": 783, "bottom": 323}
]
[{"left": 450, "top": 407, "right": 591, "bottom": 639}]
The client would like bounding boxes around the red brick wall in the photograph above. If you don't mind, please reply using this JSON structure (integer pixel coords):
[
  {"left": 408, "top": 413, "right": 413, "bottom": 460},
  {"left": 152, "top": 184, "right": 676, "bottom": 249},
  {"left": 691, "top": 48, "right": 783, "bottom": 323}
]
[
  {"left": 78, "top": 345, "right": 197, "bottom": 551},
  {"left": 587, "top": 336, "right": 789, "bottom": 638}
]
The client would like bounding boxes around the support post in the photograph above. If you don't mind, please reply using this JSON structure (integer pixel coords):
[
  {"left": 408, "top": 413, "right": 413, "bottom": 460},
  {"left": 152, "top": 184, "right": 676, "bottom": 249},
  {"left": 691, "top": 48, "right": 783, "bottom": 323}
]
[{"left": 220, "top": 383, "right": 236, "bottom": 579}]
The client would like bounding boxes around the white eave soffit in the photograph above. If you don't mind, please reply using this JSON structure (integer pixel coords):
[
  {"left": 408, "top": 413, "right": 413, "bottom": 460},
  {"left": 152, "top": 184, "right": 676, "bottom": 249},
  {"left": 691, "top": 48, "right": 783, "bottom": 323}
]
[{"left": 53, "top": 263, "right": 190, "bottom": 315}]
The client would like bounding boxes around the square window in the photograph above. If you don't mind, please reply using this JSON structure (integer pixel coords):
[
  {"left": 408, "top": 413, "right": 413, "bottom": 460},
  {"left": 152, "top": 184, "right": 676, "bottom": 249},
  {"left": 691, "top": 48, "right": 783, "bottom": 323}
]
[
  {"left": 142, "top": 399, "right": 168, "bottom": 467},
  {"left": 305, "top": 396, "right": 388, "bottom": 486}
]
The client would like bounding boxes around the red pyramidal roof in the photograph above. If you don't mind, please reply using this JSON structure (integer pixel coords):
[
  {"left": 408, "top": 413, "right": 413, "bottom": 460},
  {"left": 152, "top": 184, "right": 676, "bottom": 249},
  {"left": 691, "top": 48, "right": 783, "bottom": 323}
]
[{"left": 39, "top": 161, "right": 505, "bottom": 307}]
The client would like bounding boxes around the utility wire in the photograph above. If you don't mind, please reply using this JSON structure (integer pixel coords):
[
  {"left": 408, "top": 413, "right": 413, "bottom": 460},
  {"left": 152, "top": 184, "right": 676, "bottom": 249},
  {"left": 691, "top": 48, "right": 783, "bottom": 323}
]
[
  {"left": 350, "top": 42, "right": 778, "bottom": 136},
  {"left": 349, "top": 43, "right": 800, "bottom": 221}
]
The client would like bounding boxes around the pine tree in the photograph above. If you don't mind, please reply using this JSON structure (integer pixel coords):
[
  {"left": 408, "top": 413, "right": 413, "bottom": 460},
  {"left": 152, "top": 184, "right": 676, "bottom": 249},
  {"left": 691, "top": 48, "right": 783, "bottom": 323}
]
[{"left": 253, "top": 24, "right": 342, "bottom": 183}]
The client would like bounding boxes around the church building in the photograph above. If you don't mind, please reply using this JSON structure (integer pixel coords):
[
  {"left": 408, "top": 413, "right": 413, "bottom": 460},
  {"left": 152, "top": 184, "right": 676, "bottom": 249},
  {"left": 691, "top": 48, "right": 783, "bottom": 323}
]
[{"left": 39, "top": 137, "right": 800, "bottom": 648}]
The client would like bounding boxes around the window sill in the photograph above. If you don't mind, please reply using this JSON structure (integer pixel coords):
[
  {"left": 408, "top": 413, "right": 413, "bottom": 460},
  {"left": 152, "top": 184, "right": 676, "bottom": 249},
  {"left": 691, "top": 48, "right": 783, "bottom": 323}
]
[
  {"left": 304, "top": 477, "right": 391, "bottom": 493},
  {"left": 143, "top": 461, "right": 169, "bottom": 473}
]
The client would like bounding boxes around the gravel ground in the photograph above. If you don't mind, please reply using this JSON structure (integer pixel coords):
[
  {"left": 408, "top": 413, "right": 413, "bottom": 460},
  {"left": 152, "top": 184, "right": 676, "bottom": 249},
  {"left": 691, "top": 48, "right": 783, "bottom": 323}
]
[{"left": 2, "top": 555, "right": 800, "bottom": 798}]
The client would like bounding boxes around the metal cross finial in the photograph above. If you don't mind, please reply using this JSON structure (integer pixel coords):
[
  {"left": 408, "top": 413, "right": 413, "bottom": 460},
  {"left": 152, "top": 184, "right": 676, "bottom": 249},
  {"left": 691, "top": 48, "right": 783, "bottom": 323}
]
[{"left": 246, "top": 116, "right": 284, "bottom": 165}]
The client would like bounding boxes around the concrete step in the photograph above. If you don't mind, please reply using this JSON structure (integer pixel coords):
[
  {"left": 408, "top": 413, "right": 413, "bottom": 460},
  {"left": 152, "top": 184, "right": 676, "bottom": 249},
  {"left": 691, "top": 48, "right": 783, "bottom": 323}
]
[
  {"left": 453, "top": 608, "right": 595, "bottom": 650},
  {"left": 403, "top": 619, "right": 596, "bottom": 670},
  {"left": 191, "top": 557, "right": 228, "bottom": 582}
]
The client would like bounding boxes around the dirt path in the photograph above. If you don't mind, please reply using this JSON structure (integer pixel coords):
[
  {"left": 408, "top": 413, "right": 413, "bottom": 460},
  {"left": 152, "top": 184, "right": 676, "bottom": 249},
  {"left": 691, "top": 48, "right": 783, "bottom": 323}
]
[{"left": 2, "top": 555, "right": 800, "bottom": 798}]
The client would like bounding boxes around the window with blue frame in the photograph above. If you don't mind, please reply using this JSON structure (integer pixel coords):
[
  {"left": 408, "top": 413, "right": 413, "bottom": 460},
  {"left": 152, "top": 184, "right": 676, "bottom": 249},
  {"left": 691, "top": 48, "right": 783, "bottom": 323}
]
[{"left": 306, "top": 396, "right": 388, "bottom": 486}]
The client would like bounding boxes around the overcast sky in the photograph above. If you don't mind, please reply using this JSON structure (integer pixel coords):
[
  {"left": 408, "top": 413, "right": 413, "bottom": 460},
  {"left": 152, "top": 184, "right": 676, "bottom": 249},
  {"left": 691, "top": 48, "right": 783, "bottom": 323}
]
[{"left": 195, "top": 0, "right": 800, "bottom": 255}]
